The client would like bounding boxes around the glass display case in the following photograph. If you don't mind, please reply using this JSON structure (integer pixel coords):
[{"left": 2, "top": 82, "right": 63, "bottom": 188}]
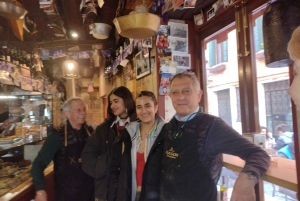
[{"left": 0, "top": 91, "right": 52, "bottom": 154}]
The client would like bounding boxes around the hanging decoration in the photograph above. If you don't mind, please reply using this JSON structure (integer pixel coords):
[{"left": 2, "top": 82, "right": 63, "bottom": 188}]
[{"left": 113, "top": 3, "right": 160, "bottom": 39}]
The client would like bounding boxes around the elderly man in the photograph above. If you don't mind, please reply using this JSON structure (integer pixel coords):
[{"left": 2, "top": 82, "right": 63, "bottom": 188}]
[
  {"left": 140, "top": 71, "right": 270, "bottom": 201},
  {"left": 31, "top": 97, "right": 94, "bottom": 201}
]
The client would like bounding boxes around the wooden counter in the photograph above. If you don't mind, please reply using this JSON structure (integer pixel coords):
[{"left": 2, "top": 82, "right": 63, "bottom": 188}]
[
  {"left": 223, "top": 154, "right": 298, "bottom": 191},
  {"left": 0, "top": 164, "right": 54, "bottom": 201}
]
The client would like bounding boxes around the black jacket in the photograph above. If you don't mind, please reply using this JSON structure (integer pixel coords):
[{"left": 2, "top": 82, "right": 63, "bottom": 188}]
[
  {"left": 107, "top": 128, "right": 133, "bottom": 201},
  {"left": 139, "top": 126, "right": 166, "bottom": 201},
  {"left": 81, "top": 118, "right": 117, "bottom": 200}
]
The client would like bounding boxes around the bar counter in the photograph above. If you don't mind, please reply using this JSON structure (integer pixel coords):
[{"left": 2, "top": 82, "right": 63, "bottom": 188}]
[
  {"left": 223, "top": 154, "right": 297, "bottom": 191},
  {"left": 0, "top": 155, "right": 297, "bottom": 200},
  {"left": 0, "top": 164, "right": 54, "bottom": 201}
]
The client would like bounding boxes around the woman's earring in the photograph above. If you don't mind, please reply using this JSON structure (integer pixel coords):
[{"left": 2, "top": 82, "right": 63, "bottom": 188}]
[{"left": 126, "top": 108, "right": 128, "bottom": 113}]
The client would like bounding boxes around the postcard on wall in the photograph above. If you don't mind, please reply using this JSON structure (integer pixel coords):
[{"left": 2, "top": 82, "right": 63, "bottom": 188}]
[
  {"left": 168, "top": 36, "right": 188, "bottom": 53},
  {"left": 172, "top": 53, "right": 190, "bottom": 69},
  {"left": 159, "top": 59, "right": 177, "bottom": 74},
  {"left": 142, "top": 37, "right": 152, "bottom": 48},
  {"left": 156, "top": 35, "right": 169, "bottom": 49},
  {"left": 159, "top": 73, "right": 172, "bottom": 96},
  {"left": 207, "top": 7, "right": 216, "bottom": 21},
  {"left": 156, "top": 25, "right": 169, "bottom": 36},
  {"left": 169, "top": 22, "right": 188, "bottom": 39},
  {"left": 194, "top": 11, "right": 204, "bottom": 26},
  {"left": 183, "top": 0, "right": 196, "bottom": 8}
]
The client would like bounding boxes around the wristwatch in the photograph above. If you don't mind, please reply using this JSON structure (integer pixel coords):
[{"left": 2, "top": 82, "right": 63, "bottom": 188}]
[{"left": 239, "top": 171, "right": 258, "bottom": 185}]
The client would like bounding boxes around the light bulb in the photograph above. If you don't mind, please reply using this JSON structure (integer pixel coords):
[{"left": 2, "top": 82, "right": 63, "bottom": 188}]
[{"left": 68, "top": 63, "right": 74, "bottom": 70}]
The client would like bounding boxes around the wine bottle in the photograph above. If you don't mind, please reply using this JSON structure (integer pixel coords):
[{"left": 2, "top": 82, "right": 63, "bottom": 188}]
[
  {"left": 5, "top": 45, "right": 10, "bottom": 62},
  {"left": 11, "top": 47, "right": 16, "bottom": 65},
  {"left": 0, "top": 45, "right": 5, "bottom": 61},
  {"left": 15, "top": 49, "right": 20, "bottom": 66}
]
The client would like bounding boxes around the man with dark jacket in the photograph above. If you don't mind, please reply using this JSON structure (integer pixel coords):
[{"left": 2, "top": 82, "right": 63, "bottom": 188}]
[
  {"left": 140, "top": 72, "right": 270, "bottom": 201},
  {"left": 31, "top": 97, "right": 94, "bottom": 201}
]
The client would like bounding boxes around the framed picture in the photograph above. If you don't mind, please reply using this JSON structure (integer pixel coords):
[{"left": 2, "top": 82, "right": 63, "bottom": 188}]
[
  {"left": 169, "top": 22, "right": 188, "bottom": 38},
  {"left": 207, "top": 7, "right": 216, "bottom": 21},
  {"left": 168, "top": 36, "right": 188, "bottom": 53},
  {"left": 172, "top": 53, "right": 191, "bottom": 69},
  {"left": 135, "top": 51, "right": 151, "bottom": 80},
  {"left": 142, "top": 37, "right": 152, "bottom": 48}
]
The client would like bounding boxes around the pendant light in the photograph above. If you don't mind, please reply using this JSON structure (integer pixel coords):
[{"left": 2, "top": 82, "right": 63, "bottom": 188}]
[{"left": 263, "top": 0, "right": 300, "bottom": 67}]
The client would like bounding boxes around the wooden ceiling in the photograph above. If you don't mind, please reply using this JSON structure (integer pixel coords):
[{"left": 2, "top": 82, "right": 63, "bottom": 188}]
[{"left": 0, "top": 0, "right": 215, "bottom": 50}]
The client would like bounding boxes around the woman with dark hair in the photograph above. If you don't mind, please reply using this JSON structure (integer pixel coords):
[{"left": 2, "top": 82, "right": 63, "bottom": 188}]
[
  {"left": 107, "top": 91, "right": 165, "bottom": 201},
  {"left": 81, "top": 86, "right": 136, "bottom": 201}
]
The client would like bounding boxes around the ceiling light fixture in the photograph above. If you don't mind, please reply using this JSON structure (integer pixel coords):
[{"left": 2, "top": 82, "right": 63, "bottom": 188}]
[
  {"left": 113, "top": 4, "right": 160, "bottom": 39},
  {"left": 71, "top": 32, "right": 78, "bottom": 38}
]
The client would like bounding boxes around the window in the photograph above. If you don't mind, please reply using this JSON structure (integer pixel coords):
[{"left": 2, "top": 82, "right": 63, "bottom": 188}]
[
  {"left": 205, "top": 23, "right": 242, "bottom": 133},
  {"left": 208, "top": 39, "right": 228, "bottom": 67},
  {"left": 251, "top": 5, "right": 296, "bottom": 200}
]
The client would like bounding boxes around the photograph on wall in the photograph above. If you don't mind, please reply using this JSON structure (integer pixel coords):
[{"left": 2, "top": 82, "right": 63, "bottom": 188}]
[
  {"left": 156, "top": 25, "right": 169, "bottom": 36},
  {"left": 168, "top": 36, "right": 188, "bottom": 53},
  {"left": 172, "top": 53, "right": 191, "bottom": 69},
  {"left": 142, "top": 37, "right": 152, "bottom": 48},
  {"left": 143, "top": 47, "right": 149, "bottom": 57},
  {"left": 183, "top": 0, "right": 196, "bottom": 8},
  {"left": 169, "top": 22, "right": 188, "bottom": 38},
  {"left": 194, "top": 11, "right": 204, "bottom": 26},
  {"left": 159, "top": 59, "right": 177, "bottom": 74},
  {"left": 207, "top": 7, "right": 216, "bottom": 21},
  {"left": 223, "top": 0, "right": 237, "bottom": 9},
  {"left": 135, "top": 51, "right": 151, "bottom": 80},
  {"left": 156, "top": 35, "right": 169, "bottom": 49},
  {"left": 159, "top": 73, "right": 172, "bottom": 95}
]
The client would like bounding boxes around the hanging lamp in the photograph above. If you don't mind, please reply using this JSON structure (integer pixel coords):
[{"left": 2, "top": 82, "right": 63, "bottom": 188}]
[
  {"left": 263, "top": 0, "right": 300, "bottom": 67},
  {"left": 113, "top": 3, "right": 160, "bottom": 39},
  {"left": 0, "top": 0, "right": 27, "bottom": 20},
  {"left": 61, "top": 52, "right": 80, "bottom": 79}
]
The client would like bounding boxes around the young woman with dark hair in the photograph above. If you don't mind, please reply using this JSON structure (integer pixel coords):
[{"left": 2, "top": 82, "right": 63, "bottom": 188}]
[
  {"left": 107, "top": 91, "right": 165, "bottom": 201},
  {"left": 81, "top": 86, "right": 136, "bottom": 201}
]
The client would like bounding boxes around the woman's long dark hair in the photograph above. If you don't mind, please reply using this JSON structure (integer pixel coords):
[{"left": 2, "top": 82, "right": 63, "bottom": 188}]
[{"left": 107, "top": 86, "right": 136, "bottom": 121}]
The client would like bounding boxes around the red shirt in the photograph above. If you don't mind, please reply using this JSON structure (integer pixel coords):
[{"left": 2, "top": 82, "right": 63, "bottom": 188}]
[{"left": 136, "top": 152, "right": 145, "bottom": 186}]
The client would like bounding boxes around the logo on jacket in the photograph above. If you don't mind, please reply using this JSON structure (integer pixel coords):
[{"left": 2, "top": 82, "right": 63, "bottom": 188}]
[{"left": 166, "top": 147, "right": 179, "bottom": 159}]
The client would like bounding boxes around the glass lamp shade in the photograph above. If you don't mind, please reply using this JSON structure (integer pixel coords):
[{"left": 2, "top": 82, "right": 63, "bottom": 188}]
[{"left": 61, "top": 59, "right": 80, "bottom": 79}]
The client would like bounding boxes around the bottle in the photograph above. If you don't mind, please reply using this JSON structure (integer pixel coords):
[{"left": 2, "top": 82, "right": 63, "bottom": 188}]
[
  {"left": 5, "top": 45, "right": 11, "bottom": 63},
  {"left": 11, "top": 47, "right": 16, "bottom": 65},
  {"left": 0, "top": 45, "right": 5, "bottom": 61},
  {"left": 220, "top": 176, "right": 228, "bottom": 201},
  {"left": 15, "top": 49, "right": 20, "bottom": 66}
]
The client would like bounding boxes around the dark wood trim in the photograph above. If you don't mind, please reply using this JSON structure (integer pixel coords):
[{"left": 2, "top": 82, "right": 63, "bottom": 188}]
[{"left": 290, "top": 65, "right": 300, "bottom": 197}]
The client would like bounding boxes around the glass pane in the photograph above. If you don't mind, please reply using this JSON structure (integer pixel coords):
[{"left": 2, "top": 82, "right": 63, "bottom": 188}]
[
  {"left": 204, "top": 22, "right": 242, "bottom": 133},
  {"left": 251, "top": 5, "right": 296, "bottom": 200}
]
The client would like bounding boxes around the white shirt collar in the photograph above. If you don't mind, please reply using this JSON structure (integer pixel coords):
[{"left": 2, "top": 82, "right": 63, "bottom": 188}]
[{"left": 110, "top": 116, "right": 130, "bottom": 127}]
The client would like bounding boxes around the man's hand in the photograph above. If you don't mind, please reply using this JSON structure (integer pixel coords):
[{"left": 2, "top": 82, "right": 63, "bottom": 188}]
[
  {"left": 230, "top": 173, "right": 256, "bottom": 201},
  {"left": 35, "top": 190, "right": 47, "bottom": 201}
]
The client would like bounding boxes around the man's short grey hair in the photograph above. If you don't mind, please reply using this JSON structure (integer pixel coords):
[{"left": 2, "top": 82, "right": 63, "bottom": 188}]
[
  {"left": 62, "top": 97, "right": 84, "bottom": 112},
  {"left": 170, "top": 71, "right": 201, "bottom": 93}
]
